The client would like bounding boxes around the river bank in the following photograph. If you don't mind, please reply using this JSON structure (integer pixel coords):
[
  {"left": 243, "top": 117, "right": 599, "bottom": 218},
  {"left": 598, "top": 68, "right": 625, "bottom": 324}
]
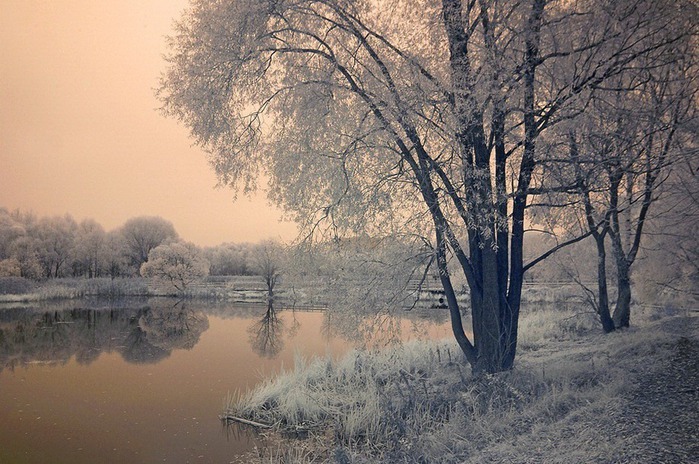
[
  {"left": 0, "top": 276, "right": 292, "bottom": 305},
  {"left": 225, "top": 307, "right": 698, "bottom": 463}
]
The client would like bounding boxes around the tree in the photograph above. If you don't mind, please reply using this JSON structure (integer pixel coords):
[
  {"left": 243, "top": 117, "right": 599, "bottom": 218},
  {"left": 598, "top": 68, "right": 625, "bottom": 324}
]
[
  {"left": 72, "top": 219, "right": 107, "bottom": 278},
  {"left": 250, "top": 240, "right": 284, "bottom": 302},
  {"left": 7, "top": 236, "right": 42, "bottom": 279},
  {"left": 35, "top": 215, "right": 77, "bottom": 278},
  {"left": 103, "top": 231, "right": 130, "bottom": 278},
  {"left": 0, "top": 258, "right": 21, "bottom": 277},
  {"left": 0, "top": 209, "right": 41, "bottom": 278},
  {"left": 140, "top": 241, "right": 209, "bottom": 294},
  {"left": 547, "top": 30, "right": 698, "bottom": 331},
  {"left": 159, "top": 0, "right": 688, "bottom": 373},
  {"left": 119, "top": 216, "right": 178, "bottom": 272},
  {"left": 0, "top": 208, "right": 26, "bottom": 260},
  {"left": 204, "top": 243, "right": 253, "bottom": 275}
]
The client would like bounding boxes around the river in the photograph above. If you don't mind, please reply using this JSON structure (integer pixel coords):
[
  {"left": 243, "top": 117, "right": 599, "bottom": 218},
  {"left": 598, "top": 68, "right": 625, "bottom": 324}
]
[{"left": 0, "top": 298, "right": 451, "bottom": 463}]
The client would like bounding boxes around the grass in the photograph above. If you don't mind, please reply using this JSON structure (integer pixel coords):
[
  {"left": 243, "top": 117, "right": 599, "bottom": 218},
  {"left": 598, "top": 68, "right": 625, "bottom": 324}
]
[
  {"left": 0, "top": 277, "right": 150, "bottom": 302},
  {"left": 225, "top": 305, "right": 696, "bottom": 463},
  {"left": 0, "top": 275, "right": 277, "bottom": 303}
]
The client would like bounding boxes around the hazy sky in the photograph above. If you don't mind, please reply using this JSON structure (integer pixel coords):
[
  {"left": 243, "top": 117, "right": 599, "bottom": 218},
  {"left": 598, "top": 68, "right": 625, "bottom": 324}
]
[{"left": 0, "top": 0, "right": 297, "bottom": 246}]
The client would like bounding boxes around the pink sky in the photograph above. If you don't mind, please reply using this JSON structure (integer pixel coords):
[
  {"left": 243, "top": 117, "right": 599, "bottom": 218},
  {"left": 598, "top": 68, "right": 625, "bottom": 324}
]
[{"left": 0, "top": 0, "right": 297, "bottom": 246}]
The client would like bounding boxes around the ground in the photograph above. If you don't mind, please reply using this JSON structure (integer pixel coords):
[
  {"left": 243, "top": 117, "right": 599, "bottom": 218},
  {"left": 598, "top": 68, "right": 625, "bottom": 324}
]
[
  {"left": 468, "top": 314, "right": 699, "bottom": 464},
  {"left": 602, "top": 325, "right": 699, "bottom": 463}
]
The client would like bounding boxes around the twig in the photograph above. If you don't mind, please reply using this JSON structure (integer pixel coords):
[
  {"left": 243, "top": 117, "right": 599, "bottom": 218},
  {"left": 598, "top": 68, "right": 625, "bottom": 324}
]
[{"left": 219, "top": 414, "right": 273, "bottom": 429}]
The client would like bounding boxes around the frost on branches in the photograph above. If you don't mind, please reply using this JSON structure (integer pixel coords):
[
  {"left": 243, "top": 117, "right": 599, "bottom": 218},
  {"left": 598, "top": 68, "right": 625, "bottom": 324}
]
[{"left": 159, "top": 0, "right": 696, "bottom": 373}]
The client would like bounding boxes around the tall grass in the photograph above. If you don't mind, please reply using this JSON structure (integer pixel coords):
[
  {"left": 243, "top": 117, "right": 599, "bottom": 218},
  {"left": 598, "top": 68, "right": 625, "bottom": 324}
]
[{"left": 226, "top": 307, "right": 691, "bottom": 463}]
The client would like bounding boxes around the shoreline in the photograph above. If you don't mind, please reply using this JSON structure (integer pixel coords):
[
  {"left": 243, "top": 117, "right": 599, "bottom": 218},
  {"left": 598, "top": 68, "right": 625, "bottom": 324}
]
[{"left": 226, "top": 310, "right": 698, "bottom": 463}]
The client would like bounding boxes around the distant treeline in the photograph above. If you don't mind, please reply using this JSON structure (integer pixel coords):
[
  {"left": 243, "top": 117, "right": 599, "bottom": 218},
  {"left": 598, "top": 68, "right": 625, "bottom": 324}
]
[
  {"left": 0, "top": 208, "right": 270, "bottom": 280},
  {"left": 0, "top": 208, "right": 693, "bottom": 308}
]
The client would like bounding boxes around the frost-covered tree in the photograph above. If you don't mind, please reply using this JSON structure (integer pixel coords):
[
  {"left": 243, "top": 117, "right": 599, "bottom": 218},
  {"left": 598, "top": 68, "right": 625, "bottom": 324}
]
[
  {"left": 159, "top": 0, "right": 687, "bottom": 373},
  {"left": 0, "top": 208, "right": 27, "bottom": 260},
  {"left": 35, "top": 215, "right": 78, "bottom": 278},
  {"left": 72, "top": 219, "right": 107, "bottom": 278},
  {"left": 140, "top": 241, "right": 209, "bottom": 294},
  {"left": 204, "top": 242, "right": 253, "bottom": 275},
  {"left": 119, "top": 216, "right": 178, "bottom": 272},
  {"left": 7, "top": 236, "right": 42, "bottom": 279},
  {"left": 102, "top": 231, "right": 130, "bottom": 278},
  {"left": 539, "top": 27, "right": 698, "bottom": 332},
  {"left": 250, "top": 240, "right": 285, "bottom": 301}
]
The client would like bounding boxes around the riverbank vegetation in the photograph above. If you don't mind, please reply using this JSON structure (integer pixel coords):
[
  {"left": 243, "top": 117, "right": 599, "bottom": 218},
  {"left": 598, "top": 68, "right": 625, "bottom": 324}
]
[
  {"left": 0, "top": 275, "right": 282, "bottom": 304},
  {"left": 0, "top": 276, "right": 150, "bottom": 302},
  {"left": 225, "top": 308, "right": 697, "bottom": 463}
]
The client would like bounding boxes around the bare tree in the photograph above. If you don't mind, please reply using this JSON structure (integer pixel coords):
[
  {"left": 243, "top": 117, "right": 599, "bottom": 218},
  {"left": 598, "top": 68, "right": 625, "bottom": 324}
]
[{"left": 554, "top": 30, "right": 698, "bottom": 331}]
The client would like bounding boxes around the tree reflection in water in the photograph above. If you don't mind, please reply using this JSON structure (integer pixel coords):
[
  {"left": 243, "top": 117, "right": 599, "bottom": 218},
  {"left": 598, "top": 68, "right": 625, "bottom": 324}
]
[
  {"left": 0, "top": 301, "right": 209, "bottom": 371},
  {"left": 126, "top": 300, "right": 209, "bottom": 363},
  {"left": 248, "top": 302, "right": 285, "bottom": 359}
]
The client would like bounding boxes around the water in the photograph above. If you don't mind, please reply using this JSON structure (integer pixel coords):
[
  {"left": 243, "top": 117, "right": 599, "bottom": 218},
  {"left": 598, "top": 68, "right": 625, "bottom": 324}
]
[{"left": 0, "top": 299, "right": 451, "bottom": 463}]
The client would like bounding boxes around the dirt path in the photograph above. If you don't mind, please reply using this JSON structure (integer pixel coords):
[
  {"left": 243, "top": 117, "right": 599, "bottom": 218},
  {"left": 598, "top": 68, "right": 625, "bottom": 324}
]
[
  {"left": 577, "top": 315, "right": 699, "bottom": 464},
  {"left": 611, "top": 332, "right": 699, "bottom": 463},
  {"left": 471, "top": 315, "right": 699, "bottom": 464}
]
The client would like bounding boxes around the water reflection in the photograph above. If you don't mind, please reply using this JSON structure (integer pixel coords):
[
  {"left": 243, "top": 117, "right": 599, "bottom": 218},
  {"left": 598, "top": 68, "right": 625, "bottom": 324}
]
[
  {"left": 0, "top": 300, "right": 453, "bottom": 463},
  {"left": 0, "top": 300, "right": 209, "bottom": 372},
  {"left": 0, "top": 299, "right": 453, "bottom": 373},
  {"left": 321, "top": 307, "right": 450, "bottom": 350},
  {"left": 248, "top": 302, "right": 285, "bottom": 358},
  {"left": 126, "top": 301, "right": 209, "bottom": 363}
]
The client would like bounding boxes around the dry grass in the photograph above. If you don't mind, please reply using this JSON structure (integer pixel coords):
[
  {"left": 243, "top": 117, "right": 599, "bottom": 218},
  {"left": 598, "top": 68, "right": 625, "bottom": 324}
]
[{"left": 225, "top": 306, "right": 696, "bottom": 463}]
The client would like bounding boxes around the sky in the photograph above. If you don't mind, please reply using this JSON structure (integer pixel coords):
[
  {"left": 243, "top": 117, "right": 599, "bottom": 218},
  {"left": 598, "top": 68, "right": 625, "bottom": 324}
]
[{"left": 0, "top": 0, "right": 298, "bottom": 246}]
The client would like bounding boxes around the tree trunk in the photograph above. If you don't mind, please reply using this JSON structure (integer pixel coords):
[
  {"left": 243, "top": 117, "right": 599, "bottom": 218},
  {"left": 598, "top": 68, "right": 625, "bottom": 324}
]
[
  {"left": 609, "top": 170, "right": 632, "bottom": 329},
  {"left": 471, "top": 242, "right": 505, "bottom": 374},
  {"left": 501, "top": 0, "right": 545, "bottom": 370},
  {"left": 441, "top": 0, "right": 535, "bottom": 374},
  {"left": 594, "top": 234, "right": 616, "bottom": 333},
  {"left": 435, "top": 241, "right": 478, "bottom": 368},
  {"left": 612, "top": 250, "right": 632, "bottom": 328}
]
